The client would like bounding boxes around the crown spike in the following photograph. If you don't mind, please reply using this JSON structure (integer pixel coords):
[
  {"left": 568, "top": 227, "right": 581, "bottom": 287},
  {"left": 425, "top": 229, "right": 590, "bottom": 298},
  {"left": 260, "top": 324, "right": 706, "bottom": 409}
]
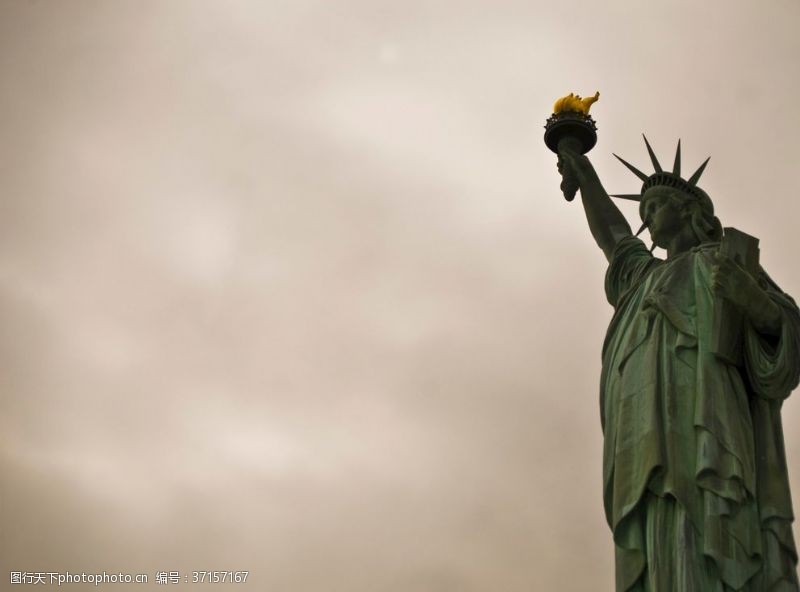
[
  {"left": 687, "top": 156, "right": 710, "bottom": 186},
  {"left": 672, "top": 139, "right": 681, "bottom": 176},
  {"left": 610, "top": 193, "right": 643, "bottom": 202},
  {"left": 642, "top": 134, "right": 663, "bottom": 173},
  {"left": 612, "top": 153, "right": 649, "bottom": 182}
]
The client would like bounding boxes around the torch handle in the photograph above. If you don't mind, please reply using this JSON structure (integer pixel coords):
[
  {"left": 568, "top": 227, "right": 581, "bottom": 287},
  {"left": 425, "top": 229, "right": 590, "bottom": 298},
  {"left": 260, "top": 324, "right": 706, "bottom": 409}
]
[
  {"left": 556, "top": 137, "right": 583, "bottom": 202},
  {"left": 559, "top": 168, "right": 579, "bottom": 201}
]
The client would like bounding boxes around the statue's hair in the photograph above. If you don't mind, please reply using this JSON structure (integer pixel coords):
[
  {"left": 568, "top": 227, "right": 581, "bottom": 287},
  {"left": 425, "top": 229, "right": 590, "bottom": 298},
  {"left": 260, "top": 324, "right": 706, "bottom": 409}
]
[{"left": 640, "top": 187, "right": 722, "bottom": 244}]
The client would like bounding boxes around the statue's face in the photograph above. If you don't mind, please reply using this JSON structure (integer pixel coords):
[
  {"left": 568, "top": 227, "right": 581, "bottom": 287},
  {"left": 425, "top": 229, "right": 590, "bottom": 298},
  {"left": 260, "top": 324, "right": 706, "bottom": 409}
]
[{"left": 642, "top": 187, "right": 687, "bottom": 247}]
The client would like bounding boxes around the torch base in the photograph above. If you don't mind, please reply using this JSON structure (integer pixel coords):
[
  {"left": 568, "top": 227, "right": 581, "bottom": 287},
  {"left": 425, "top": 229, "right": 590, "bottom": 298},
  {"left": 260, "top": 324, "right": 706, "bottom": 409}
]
[{"left": 544, "top": 112, "right": 598, "bottom": 155}]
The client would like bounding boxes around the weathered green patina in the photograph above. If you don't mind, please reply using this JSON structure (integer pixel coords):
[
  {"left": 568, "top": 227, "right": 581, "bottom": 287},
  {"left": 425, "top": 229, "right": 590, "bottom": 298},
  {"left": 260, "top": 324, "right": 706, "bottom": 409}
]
[{"left": 558, "top": 138, "right": 800, "bottom": 591}]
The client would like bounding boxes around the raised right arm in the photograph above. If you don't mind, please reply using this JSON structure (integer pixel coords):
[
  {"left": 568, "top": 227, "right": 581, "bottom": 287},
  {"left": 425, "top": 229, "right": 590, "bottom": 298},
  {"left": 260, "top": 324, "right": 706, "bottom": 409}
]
[{"left": 559, "top": 146, "right": 632, "bottom": 262}]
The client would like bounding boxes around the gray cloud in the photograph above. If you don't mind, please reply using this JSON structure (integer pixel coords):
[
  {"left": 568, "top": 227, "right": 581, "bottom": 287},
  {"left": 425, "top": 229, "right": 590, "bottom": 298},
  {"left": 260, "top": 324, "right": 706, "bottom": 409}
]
[{"left": 1, "top": 1, "right": 799, "bottom": 590}]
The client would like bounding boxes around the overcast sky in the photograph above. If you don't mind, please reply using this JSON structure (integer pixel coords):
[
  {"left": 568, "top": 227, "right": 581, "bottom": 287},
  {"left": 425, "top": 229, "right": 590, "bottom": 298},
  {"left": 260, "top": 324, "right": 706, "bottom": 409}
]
[{"left": 2, "top": 1, "right": 800, "bottom": 590}]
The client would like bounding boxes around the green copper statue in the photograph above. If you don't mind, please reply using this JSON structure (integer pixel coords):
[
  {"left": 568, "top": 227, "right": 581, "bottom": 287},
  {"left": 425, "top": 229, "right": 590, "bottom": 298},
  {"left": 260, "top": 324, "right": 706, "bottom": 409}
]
[{"left": 547, "top": 97, "right": 800, "bottom": 591}]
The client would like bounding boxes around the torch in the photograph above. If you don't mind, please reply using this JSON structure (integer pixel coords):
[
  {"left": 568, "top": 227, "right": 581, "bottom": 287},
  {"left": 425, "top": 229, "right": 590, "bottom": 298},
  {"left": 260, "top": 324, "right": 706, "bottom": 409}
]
[{"left": 544, "top": 91, "right": 599, "bottom": 201}]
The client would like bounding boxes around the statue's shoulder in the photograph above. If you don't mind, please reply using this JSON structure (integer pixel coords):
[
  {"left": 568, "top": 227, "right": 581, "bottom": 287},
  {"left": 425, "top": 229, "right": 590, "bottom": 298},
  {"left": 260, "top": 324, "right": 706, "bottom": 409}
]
[
  {"left": 688, "top": 242, "right": 720, "bottom": 263},
  {"left": 657, "top": 242, "right": 719, "bottom": 277},
  {"left": 694, "top": 241, "right": 720, "bottom": 253}
]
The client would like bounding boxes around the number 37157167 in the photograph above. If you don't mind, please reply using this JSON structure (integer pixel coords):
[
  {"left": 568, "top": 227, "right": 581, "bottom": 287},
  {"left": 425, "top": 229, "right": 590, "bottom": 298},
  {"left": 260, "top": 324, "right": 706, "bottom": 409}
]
[{"left": 192, "top": 571, "right": 249, "bottom": 583}]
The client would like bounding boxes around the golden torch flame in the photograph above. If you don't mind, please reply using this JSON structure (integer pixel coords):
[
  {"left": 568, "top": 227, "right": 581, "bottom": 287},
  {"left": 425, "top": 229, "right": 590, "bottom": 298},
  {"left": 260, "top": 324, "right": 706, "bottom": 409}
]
[{"left": 552, "top": 91, "right": 600, "bottom": 115}]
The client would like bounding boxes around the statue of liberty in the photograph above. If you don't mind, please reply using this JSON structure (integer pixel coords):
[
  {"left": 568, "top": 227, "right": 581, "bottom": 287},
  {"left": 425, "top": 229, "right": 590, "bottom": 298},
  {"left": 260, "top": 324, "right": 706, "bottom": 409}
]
[{"left": 549, "top": 97, "right": 800, "bottom": 591}]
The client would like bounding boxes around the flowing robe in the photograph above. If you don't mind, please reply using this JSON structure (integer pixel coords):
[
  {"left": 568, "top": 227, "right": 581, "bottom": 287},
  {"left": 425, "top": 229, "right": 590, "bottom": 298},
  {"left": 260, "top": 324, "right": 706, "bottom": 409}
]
[{"left": 602, "top": 236, "right": 800, "bottom": 591}]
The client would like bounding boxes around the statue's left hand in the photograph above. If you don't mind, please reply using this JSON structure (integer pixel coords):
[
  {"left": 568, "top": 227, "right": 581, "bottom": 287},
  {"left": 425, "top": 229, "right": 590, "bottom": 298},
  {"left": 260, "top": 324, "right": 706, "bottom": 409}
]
[
  {"left": 711, "top": 252, "right": 758, "bottom": 308},
  {"left": 711, "top": 252, "right": 781, "bottom": 334}
]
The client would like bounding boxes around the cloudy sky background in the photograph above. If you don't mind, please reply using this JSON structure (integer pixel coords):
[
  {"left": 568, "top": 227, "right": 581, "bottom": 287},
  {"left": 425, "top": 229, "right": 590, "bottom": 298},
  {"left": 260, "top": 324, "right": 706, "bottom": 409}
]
[{"left": 1, "top": 1, "right": 800, "bottom": 589}]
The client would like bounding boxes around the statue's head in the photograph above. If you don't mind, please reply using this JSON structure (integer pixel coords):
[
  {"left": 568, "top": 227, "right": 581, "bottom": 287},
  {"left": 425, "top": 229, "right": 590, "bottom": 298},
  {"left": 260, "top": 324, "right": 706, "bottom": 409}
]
[
  {"left": 640, "top": 185, "right": 722, "bottom": 247},
  {"left": 612, "top": 135, "right": 721, "bottom": 245}
]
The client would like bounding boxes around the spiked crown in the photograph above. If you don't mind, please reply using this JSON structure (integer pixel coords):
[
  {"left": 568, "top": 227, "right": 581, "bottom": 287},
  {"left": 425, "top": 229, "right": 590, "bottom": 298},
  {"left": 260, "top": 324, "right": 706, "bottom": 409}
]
[{"left": 611, "top": 136, "right": 711, "bottom": 211}]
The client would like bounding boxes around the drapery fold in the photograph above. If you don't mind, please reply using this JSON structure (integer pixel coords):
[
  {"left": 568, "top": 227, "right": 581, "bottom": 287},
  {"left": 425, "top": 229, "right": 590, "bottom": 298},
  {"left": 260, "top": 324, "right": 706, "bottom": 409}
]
[{"left": 601, "top": 236, "right": 799, "bottom": 591}]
